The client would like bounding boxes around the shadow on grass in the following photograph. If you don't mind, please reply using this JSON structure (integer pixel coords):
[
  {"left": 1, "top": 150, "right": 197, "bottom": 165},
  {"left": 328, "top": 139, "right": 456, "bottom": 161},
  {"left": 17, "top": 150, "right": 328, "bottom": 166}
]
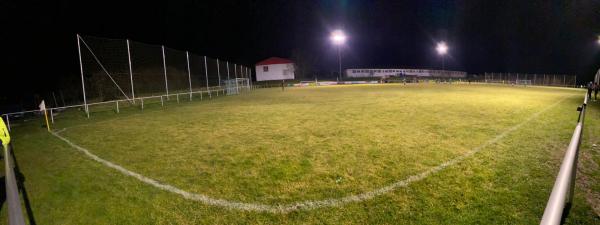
[{"left": 0, "top": 143, "right": 37, "bottom": 225}]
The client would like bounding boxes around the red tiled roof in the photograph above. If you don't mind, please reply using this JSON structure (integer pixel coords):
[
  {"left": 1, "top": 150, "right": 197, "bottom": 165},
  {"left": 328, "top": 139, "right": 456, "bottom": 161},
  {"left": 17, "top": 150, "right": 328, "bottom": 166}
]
[{"left": 256, "top": 57, "right": 294, "bottom": 65}]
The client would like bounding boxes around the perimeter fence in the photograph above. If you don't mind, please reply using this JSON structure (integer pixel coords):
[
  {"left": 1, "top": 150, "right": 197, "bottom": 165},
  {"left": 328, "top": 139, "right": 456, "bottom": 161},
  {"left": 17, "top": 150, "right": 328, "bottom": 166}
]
[
  {"left": 1, "top": 34, "right": 254, "bottom": 131},
  {"left": 478, "top": 72, "right": 576, "bottom": 87}
]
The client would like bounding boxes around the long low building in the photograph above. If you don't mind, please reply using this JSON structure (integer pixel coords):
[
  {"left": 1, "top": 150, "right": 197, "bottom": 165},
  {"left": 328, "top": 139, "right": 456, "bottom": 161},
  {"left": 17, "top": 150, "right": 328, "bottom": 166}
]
[{"left": 346, "top": 68, "right": 467, "bottom": 78}]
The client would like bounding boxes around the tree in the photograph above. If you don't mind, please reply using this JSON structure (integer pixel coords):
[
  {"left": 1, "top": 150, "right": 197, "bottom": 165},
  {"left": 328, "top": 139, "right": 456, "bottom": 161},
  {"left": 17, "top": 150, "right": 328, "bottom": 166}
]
[{"left": 291, "top": 48, "right": 317, "bottom": 80}]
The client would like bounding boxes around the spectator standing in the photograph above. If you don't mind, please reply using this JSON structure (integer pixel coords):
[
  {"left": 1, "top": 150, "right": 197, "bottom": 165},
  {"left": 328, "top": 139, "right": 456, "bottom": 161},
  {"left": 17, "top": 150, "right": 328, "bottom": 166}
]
[{"left": 587, "top": 81, "right": 593, "bottom": 100}]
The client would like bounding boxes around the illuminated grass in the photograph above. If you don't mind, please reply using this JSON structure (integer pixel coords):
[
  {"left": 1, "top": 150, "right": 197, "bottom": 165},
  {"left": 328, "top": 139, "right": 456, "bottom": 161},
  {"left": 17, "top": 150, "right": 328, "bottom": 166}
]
[{"left": 5, "top": 84, "right": 599, "bottom": 224}]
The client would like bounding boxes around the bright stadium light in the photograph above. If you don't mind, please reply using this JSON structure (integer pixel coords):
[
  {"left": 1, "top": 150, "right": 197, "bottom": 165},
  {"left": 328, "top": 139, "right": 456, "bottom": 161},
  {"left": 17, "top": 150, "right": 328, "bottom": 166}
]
[
  {"left": 330, "top": 29, "right": 347, "bottom": 45},
  {"left": 436, "top": 41, "right": 448, "bottom": 70},
  {"left": 436, "top": 41, "right": 448, "bottom": 55},
  {"left": 330, "top": 29, "right": 346, "bottom": 81},
  {"left": 597, "top": 35, "right": 600, "bottom": 45}
]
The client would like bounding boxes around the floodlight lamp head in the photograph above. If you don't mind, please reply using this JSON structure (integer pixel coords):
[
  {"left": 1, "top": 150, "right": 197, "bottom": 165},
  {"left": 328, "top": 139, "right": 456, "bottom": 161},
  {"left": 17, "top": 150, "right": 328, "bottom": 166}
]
[
  {"left": 436, "top": 41, "right": 448, "bottom": 55},
  {"left": 330, "top": 29, "right": 347, "bottom": 45}
]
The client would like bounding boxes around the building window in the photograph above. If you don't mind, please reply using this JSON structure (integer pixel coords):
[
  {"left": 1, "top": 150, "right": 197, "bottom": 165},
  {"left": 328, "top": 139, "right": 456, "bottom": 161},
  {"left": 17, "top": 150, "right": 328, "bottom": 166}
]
[{"left": 263, "top": 66, "right": 269, "bottom": 72}]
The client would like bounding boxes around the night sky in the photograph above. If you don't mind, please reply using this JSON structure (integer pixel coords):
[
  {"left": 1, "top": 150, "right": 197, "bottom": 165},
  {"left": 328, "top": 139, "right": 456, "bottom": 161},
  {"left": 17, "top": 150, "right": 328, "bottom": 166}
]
[{"left": 2, "top": 0, "right": 600, "bottom": 109}]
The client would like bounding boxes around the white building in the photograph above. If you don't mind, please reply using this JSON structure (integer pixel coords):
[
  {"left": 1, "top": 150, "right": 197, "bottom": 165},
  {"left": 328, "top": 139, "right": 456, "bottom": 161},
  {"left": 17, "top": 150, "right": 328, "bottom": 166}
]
[
  {"left": 346, "top": 68, "right": 467, "bottom": 78},
  {"left": 255, "top": 57, "right": 295, "bottom": 81}
]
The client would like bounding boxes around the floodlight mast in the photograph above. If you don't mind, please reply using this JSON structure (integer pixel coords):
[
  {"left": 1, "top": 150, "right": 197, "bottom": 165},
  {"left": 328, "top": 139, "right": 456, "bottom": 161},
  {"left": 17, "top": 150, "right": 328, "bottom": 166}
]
[
  {"left": 330, "top": 29, "right": 346, "bottom": 81},
  {"left": 436, "top": 41, "right": 448, "bottom": 70}
]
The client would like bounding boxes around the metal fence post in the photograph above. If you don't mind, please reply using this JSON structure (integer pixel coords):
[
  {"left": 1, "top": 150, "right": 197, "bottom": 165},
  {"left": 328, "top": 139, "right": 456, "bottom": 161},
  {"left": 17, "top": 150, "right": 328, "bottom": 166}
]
[
  {"left": 248, "top": 67, "right": 252, "bottom": 89},
  {"left": 226, "top": 61, "right": 231, "bottom": 80},
  {"left": 204, "top": 56, "right": 211, "bottom": 99},
  {"left": 126, "top": 39, "right": 135, "bottom": 103},
  {"left": 217, "top": 58, "right": 221, "bottom": 89},
  {"left": 162, "top": 45, "right": 169, "bottom": 99},
  {"left": 186, "top": 51, "right": 192, "bottom": 101},
  {"left": 234, "top": 64, "right": 239, "bottom": 93},
  {"left": 161, "top": 96, "right": 164, "bottom": 107},
  {"left": 50, "top": 109, "right": 54, "bottom": 124},
  {"left": 116, "top": 101, "right": 119, "bottom": 113},
  {"left": 76, "top": 34, "right": 89, "bottom": 118}
]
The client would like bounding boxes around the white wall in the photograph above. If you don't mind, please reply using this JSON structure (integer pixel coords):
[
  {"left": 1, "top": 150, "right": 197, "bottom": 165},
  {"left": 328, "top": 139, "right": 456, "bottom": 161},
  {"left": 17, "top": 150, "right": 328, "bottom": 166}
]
[{"left": 255, "top": 63, "right": 295, "bottom": 81}]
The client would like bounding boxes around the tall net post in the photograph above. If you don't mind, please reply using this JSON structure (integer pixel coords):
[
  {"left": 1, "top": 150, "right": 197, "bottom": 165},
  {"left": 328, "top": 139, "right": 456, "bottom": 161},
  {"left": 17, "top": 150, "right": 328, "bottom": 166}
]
[
  {"left": 226, "top": 61, "right": 231, "bottom": 80},
  {"left": 248, "top": 67, "right": 253, "bottom": 89},
  {"left": 76, "top": 34, "right": 89, "bottom": 117},
  {"left": 204, "top": 56, "right": 211, "bottom": 98},
  {"left": 126, "top": 39, "right": 135, "bottom": 103},
  {"left": 217, "top": 59, "right": 221, "bottom": 90},
  {"left": 234, "top": 63, "right": 239, "bottom": 92},
  {"left": 186, "top": 51, "right": 192, "bottom": 100},
  {"left": 162, "top": 45, "right": 169, "bottom": 99}
]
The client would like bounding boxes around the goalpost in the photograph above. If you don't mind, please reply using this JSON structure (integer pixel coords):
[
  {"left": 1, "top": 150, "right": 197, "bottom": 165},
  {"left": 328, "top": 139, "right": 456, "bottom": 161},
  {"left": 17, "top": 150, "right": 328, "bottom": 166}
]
[
  {"left": 223, "top": 78, "right": 250, "bottom": 95},
  {"left": 516, "top": 80, "right": 532, "bottom": 86}
]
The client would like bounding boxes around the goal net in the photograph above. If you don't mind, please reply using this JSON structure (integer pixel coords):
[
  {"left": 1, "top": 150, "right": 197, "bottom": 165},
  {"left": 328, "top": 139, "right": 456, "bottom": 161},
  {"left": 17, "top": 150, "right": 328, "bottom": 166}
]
[
  {"left": 516, "top": 80, "right": 532, "bottom": 86},
  {"left": 223, "top": 78, "right": 250, "bottom": 95}
]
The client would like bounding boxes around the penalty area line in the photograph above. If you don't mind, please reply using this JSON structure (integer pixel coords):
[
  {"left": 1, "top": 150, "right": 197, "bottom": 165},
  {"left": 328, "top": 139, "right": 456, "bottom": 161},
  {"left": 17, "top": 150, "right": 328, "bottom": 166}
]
[{"left": 50, "top": 97, "right": 569, "bottom": 213}]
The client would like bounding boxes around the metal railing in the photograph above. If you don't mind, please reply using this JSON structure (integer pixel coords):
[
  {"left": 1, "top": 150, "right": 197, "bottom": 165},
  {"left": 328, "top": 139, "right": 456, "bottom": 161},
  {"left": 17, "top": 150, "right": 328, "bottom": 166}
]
[
  {"left": 0, "top": 85, "right": 250, "bottom": 131},
  {"left": 2, "top": 142, "right": 26, "bottom": 225},
  {"left": 540, "top": 94, "right": 588, "bottom": 225}
]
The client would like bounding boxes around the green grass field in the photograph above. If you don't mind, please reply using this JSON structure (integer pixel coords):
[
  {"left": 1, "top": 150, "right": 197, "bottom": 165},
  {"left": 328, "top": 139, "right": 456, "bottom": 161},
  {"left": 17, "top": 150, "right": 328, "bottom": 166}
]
[{"left": 3, "top": 83, "right": 600, "bottom": 224}]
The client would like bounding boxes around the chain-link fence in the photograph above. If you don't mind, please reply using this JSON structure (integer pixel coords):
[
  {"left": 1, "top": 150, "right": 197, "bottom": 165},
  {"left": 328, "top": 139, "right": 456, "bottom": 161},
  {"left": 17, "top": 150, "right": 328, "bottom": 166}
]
[
  {"left": 477, "top": 72, "right": 576, "bottom": 87},
  {"left": 76, "top": 34, "right": 253, "bottom": 115}
]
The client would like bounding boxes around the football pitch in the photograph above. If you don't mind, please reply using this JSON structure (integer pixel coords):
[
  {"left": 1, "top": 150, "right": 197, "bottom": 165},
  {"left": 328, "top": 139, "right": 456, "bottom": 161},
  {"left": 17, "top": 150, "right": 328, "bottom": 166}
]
[{"left": 5, "top": 83, "right": 599, "bottom": 224}]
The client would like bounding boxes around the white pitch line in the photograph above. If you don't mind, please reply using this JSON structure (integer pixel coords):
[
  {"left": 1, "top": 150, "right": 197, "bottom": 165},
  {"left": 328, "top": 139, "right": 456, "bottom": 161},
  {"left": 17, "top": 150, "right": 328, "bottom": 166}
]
[{"left": 50, "top": 97, "right": 569, "bottom": 213}]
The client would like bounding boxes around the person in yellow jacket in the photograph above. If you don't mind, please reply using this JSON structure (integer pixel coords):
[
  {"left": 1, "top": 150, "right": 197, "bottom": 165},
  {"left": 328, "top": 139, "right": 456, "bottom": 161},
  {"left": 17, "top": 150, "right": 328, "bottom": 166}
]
[{"left": 0, "top": 117, "right": 10, "bottom": 147}]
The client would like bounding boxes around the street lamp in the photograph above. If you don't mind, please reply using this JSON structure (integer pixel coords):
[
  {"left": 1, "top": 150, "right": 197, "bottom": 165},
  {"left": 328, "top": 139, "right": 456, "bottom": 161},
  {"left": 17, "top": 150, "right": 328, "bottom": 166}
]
[{"left": 330, "top": 29, "right": 346, "bottom": 81}]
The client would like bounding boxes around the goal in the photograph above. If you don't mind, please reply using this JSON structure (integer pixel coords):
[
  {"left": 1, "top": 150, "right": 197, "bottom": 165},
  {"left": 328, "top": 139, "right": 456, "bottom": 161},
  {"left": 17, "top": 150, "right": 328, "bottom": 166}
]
[
  {"left": 516, "top": 80, "right": 532, "bottom": 86},
  {"left": 223, "top": 78, "right": 250, "bottom": 95}
]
